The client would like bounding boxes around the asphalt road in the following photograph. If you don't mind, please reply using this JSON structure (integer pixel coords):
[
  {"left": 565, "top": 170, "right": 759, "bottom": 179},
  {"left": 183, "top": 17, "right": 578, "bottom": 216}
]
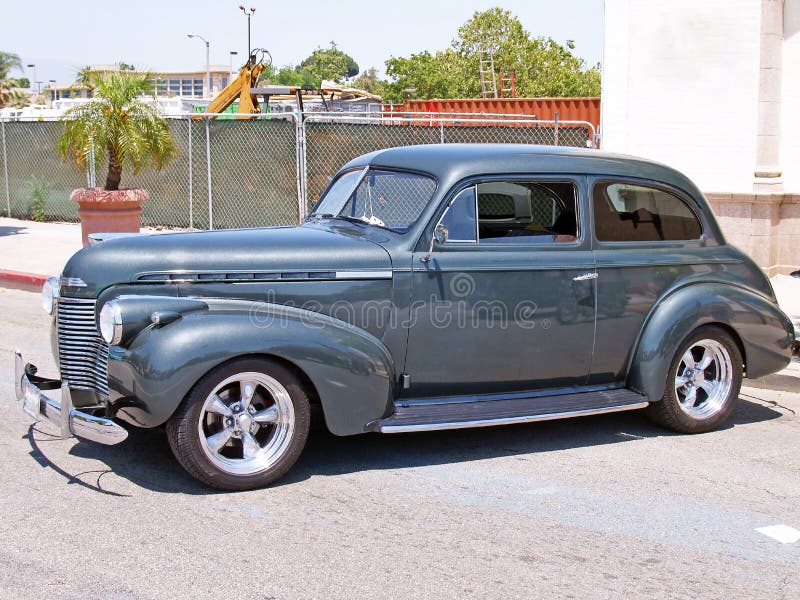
[{"left": 1, "top": 286, "right": 798, "bottom": 599}]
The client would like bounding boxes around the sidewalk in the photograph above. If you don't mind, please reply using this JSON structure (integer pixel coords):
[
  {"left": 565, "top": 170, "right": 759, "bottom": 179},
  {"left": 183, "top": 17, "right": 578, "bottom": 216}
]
[
  {"left": 0, "top": 218, "right": 83, "bottom": 284},
  {"left": 0, "top": 217, "right": 178, "bottom": 288},
  {"left": 0, "top": 216, "right": 797, "bottom": 391}
]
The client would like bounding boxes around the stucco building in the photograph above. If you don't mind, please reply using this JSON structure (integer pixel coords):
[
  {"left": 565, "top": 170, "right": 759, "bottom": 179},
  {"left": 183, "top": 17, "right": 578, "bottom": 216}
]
[
  {"left": 602, "top": 0, "right": 798, "bottom": 274},
  {"left": 48, "top": 64, "right": 233, "bottom": 102}
]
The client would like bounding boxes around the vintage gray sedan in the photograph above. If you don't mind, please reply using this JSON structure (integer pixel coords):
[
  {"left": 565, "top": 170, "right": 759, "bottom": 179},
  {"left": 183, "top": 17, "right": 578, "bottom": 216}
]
[{"left": 14, "top": 144, "right": 795, "bottom": 490}]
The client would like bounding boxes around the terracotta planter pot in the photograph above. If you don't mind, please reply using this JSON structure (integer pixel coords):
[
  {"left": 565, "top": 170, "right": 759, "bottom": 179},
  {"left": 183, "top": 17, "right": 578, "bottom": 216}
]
[{"left": 70, "top": 187, "right": 149, "bottom": 246}]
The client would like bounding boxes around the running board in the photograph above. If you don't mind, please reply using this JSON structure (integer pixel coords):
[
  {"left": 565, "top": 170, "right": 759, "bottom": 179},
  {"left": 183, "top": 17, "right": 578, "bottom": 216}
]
[{"left": 370, "top": 388, "right": 648, "bottom": 433}]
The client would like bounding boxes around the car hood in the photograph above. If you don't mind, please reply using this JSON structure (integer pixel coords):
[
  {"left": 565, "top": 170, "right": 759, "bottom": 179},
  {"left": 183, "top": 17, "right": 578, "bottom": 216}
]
[{"left": 61, "top": 225, "right": 393, "bottom": 297}]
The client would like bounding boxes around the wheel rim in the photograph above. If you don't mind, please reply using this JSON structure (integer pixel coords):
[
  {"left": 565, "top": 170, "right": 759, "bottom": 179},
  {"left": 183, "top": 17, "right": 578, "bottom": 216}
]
[
  {"left": 197, "top": 371, "right": 295, "bottom": 476},
  {"left": 673, "top": 339, "right": 733, "bottom": 419}
]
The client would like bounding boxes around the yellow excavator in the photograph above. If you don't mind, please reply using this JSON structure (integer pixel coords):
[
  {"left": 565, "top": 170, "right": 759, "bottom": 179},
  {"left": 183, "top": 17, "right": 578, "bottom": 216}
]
[
  {"left": 200, "top": 47, "right": 383, "bottom": 119},
  {"left": 199, "top": 49, "right": 271, "bottom": 119}
]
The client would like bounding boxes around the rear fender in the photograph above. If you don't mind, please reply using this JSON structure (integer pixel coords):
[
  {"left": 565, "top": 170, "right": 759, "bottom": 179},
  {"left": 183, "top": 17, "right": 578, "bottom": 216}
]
[{"left": 628, "top": 283, "right": 793, "bottom": 401}]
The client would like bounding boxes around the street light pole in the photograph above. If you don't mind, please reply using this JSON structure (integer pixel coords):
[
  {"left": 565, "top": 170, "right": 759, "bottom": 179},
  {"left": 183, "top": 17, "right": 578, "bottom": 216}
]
[
  {"left": 187, "top": 33, "right": 211, "bottom": 99},
  {"left": 26, "top": 63, "right": 36, "bottom": 92},
  {"left": 229, "top": 51, "right": 238, "bottom": 80},
  {"left": 239, "top": 5, "right": 256, "bottom": 57}
]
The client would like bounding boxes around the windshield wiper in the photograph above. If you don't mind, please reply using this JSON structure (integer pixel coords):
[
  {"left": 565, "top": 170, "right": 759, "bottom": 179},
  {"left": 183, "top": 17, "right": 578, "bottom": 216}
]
[
  {"left": 312, "top": 213, "right": 394, "bottom": 231},
  {"left": 312, "top": 213, "right": 368, "bottom": 225}
]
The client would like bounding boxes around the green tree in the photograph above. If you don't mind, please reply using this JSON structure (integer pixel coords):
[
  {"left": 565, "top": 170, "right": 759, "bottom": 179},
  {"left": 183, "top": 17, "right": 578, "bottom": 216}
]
[
  {"left": 261, "top": 43, "right": 361, "bottom": 89},
  {"left": 0, "top": 51, "right": 25, "bottom": 108},
  {"left": 5, "top": 88, "right": 30, "bottom": 108},
  {"left": 383, "top": 8, "right": 600, "bottom": 101},
  {"left": 351, "top": 67, "right": 388, "bottom": 96},
  {"left": 75, "top": 65, "right": 93, "bottom": 87},
  {"left": 57, "top": 71, "right": 178, "bottom": 191},
  {"left": 384, "top": 50, "right": 467, "bottom": 102},
  {"left": 298, "top": 42, "right": 359, "bottom": 85},
  {"left": 268, "top": 64, "right": 318, "bottom": 88},
  {"left": 0, "top": 51, "right": 21, "bottom": 80}
]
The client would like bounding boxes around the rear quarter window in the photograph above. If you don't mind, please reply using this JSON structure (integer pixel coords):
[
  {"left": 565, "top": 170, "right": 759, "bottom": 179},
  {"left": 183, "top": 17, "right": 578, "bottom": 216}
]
[{"left": 593, "top": 181, "right": 703, "bottom": 242}]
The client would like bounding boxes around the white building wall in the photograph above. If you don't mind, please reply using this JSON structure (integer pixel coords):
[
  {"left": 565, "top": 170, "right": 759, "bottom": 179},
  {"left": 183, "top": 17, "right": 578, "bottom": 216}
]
[
  {"left": 781, "top": 0, "right": 800, "bottom": 191},
  {"left": 602, "top": 0, "right": 799, "bottom": 274},
  {"left": 601, "top": 0, "right": 763, "bottom": 193}
]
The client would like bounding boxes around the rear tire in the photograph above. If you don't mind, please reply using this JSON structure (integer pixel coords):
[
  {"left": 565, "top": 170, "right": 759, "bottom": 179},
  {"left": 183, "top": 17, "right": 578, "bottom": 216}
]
[
  {"left": 166, "top": 358, "right": 310, "bottom": 491},
  {"left": 645, "top": 326, "right": 742, "bottom": 433}
]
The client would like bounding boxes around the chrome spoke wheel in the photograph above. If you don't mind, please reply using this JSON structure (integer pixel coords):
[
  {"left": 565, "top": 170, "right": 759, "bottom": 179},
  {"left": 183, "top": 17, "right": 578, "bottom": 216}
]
[
  {"left": 673, "top": 339, "right": 733, "bottom": 420},
  {"left": 197, "top": 372, "right": 295, "bottom": 476}
]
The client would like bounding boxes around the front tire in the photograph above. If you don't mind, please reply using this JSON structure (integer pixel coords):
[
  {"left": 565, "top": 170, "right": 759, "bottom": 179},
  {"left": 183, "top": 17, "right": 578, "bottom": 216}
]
[
  {"left": 166, "top": 358, "right": 311, "bottom": 491},
  {"left": 645, "top": 326, "right": 743, "bottom": 433}
]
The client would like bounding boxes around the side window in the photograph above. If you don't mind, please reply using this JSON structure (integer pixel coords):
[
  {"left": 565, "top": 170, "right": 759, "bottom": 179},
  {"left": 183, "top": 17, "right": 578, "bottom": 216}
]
[
  {"left": 476, "top": 181, "right": 578, "bottom": 243},
  {"left": 593, "top": 181, "right": 703, "bottom": 242},
  {"left": 439, "top": 186, "right": 478, "bottom": 242}
]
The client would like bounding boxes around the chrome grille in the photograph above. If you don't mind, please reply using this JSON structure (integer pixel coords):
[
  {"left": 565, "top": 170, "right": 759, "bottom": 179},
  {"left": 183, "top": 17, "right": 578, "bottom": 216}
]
[{"left": 57, "top": 297, "right": 109, "bottom": 398}]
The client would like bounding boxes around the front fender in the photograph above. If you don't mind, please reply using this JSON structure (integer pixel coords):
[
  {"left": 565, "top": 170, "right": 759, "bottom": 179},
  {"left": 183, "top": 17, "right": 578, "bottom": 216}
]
[
  {"left": 107, "top": 301, "right": 396, "bottom": 435},
  {"left": 628, "top": 283, "right": 793, "bottom": 401}
]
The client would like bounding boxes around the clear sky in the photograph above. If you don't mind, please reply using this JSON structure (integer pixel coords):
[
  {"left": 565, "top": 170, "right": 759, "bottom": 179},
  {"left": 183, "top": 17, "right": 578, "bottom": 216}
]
[{"left": 2, "top": 0, "right": 604, "bottom": 85}]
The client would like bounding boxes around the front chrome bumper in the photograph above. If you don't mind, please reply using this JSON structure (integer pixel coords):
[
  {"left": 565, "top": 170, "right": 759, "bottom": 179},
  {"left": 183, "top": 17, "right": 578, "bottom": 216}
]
[{"left": 14, "top": 351, "right": 128, "bottom": 445}]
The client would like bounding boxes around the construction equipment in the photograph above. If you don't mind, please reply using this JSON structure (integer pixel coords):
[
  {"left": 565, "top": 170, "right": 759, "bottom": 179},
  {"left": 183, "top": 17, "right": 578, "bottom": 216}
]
[{"left": 199, "top": 48, "right": 271, "bottom": 119}]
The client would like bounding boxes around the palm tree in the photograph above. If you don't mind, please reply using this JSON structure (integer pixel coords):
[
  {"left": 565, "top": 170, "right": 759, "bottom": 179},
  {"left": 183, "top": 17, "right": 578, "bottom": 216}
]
[
  {"left": 57, "top": 70, "right": 177, "bottom": 190},
  {"left": 5, "top": 88, "right": 30, "bottom": 108},
  {"left": 0, "top": 51, "right": 22, "bottom": 80},
  {"left": 75, "top": 65, "right": 93, "bottom": 89},
  {"left": 0, "top": 51, "right": 24, "bottom": 108}
]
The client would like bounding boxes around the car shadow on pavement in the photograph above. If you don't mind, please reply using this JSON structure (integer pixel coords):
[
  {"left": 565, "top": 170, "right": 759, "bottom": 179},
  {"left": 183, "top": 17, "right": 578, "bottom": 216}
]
[
  {"left": 25, "top": 396, "right": 786, "bottom": 495},
  {"left": 286, "top": 396, "right": 786, "bottom": 484},
  {"left": 0, "top": 226, "right": 27, "bottom": 237}
]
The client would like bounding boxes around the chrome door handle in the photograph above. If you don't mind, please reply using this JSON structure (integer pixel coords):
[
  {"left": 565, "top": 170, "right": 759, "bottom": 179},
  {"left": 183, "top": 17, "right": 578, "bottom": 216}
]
[{"left": 573, "top": 272, "right": 598, "bottom": 281}]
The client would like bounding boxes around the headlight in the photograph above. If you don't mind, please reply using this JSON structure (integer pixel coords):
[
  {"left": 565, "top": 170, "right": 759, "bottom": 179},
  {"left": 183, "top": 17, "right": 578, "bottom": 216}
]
[
  {"left": 99, "top": 300, "right": 123, "bottom": 345},
  {"left": 41, "top": 276, "right": 59, "bottom": 315}
]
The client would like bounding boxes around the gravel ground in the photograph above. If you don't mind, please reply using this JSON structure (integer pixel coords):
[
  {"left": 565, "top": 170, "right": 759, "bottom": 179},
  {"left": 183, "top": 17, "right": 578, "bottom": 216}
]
[{"left": 1, "top": 286, "right": 798, "bottom": 599}]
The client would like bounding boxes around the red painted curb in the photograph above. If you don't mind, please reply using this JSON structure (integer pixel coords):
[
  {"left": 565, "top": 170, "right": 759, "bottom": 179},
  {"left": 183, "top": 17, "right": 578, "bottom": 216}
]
[{"left": 0, "top": 269, "right": 47, "bottom": 290}]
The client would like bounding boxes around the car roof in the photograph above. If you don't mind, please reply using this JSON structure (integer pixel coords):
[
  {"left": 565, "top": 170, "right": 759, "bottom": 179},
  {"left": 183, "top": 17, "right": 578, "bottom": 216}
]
[{"left": 342, "top": 144, "right": 702, "bottom": 196}]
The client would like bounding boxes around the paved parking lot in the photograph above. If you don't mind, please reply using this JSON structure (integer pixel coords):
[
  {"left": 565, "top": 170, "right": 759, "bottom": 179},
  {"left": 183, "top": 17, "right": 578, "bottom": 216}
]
[{"left": 1, "top": 286, "right": 798, "bottom": 599}]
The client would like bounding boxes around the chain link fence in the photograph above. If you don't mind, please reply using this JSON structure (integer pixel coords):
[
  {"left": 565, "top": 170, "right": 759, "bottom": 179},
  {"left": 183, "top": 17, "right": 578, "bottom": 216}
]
[
  {"left": 1, "top": 111, "right": 596, "bottom": 228},
  {"left": 303, "top": 112, "right": 594, "bottom": 212}
]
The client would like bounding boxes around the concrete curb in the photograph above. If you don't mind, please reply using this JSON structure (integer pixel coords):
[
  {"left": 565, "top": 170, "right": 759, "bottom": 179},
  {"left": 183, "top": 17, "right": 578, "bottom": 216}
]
[{"left": 0, "top": 269, "right": 47, "bottom": 293}]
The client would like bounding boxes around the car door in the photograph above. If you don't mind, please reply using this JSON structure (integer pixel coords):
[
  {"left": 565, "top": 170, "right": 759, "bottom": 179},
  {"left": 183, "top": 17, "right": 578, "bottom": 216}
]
[
  {"left": 589, "top": 178, "right": 709, "bottom": 385},
  {"left": 403, "top": 176, "right": 597, "bottom": 398}
]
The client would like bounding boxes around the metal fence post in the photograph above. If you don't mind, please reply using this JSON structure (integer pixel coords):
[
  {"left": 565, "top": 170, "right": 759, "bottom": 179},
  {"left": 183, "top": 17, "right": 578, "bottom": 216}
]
[
  {"left": 1, "top": 118, "right": 9, "bottom": 217},
  {"left": 205, "top": 116, "right": 213, "bottom": 230},
  {"left": 439, "top": 123, "right": 445, "bottom": 144},
  {"left": 88, "top": 139, "right": 96, "bottom": 188},
  {"left": 187, "top": 117, "right": 193, "bottom": 229},
  {"left": 554, "top": 112, "right": 559, "bottom": 146},
  {"left": 295, "top": 112, "right": 307, "bottom": 222}
]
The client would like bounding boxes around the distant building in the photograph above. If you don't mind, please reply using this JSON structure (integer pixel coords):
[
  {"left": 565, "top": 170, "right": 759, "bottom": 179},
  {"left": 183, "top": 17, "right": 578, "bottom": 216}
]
[{"left": 47, "top": 63, "right": 234, "bottom": 103}]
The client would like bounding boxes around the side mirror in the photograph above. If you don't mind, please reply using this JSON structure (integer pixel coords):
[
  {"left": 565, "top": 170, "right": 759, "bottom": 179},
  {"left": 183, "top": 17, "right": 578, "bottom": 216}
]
[
  {"left": 420, "top": 225, "right": 449, "bottom": 263},
  {"left": 791, "top": 269, "right": 800, "bottom": 279}
]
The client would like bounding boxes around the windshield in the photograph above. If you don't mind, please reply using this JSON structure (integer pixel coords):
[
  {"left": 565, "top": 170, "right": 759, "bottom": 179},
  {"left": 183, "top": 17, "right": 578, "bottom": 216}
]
[{"left": 311, "top": 168, "right": 437, "bottom": 232}]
